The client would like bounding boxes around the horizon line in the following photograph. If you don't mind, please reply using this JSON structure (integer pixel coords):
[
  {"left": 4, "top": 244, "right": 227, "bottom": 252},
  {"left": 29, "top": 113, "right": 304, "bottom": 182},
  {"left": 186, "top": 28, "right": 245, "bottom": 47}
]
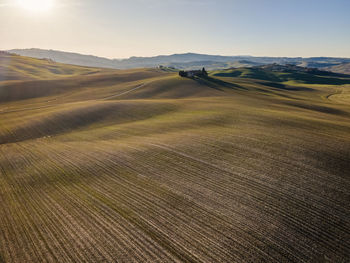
[{"left": 4, "top": 47, "right": 350, "bottom": 60}]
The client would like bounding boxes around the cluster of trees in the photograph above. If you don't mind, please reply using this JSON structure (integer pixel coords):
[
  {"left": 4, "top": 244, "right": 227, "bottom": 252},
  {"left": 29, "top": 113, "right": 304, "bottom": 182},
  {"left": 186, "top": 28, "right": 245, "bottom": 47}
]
[
  {"left": 179, "top": 68, "right": 208, "bottom": 78},
  {"left": 179, "top": 70, "right": 187, "bottom": 77},
  {"left": 201, "top": 67, "right": 208, "bottom": 76}
]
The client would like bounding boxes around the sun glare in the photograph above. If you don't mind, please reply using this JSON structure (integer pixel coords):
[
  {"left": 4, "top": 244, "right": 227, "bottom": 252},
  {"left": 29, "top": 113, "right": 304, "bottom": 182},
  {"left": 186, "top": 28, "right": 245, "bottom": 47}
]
[{"left": 17, "top": 0, "right": 54, "bottom": 12}]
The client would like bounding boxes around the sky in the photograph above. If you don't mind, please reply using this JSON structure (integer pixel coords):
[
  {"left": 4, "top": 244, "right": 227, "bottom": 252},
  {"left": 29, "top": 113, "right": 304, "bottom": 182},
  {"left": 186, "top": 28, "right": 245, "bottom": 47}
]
[{"left": 0, "top": 0, "right": 349, "bottom": 58}]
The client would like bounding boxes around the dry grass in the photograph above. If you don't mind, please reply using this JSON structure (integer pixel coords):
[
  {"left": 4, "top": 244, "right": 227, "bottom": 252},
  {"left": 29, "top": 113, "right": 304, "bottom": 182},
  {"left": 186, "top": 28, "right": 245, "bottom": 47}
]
[
  {"left": 0, "top": 52, "right": 112, "bottom": 81},
  {"left": 0, "top": 55, "right": 349, "bottom": 262}
]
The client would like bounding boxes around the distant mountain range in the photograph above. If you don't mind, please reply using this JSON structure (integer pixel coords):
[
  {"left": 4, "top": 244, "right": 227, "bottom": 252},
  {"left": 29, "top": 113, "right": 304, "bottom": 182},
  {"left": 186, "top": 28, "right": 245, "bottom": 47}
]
[{"left": 7, "top": 48, "right": 350, "bottom": 73}]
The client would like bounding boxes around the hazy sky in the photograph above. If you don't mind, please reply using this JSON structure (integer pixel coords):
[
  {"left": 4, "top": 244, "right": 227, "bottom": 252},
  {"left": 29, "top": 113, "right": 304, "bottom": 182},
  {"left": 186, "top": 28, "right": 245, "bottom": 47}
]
[{"left": 1, "top": 0, "right": 349, "bottom": 58}]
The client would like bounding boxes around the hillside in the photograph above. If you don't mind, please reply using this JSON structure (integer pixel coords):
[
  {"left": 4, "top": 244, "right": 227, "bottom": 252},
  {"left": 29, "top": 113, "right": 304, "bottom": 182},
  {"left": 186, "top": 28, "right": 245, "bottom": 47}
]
[
  {"left": 0, "top": 56, "right": 349, "bottom": 262},
  {"left": 7, "top": 49, "right": 118, "bottom": 69},
  {"left": 212, "top": 64, "right": 350, "bottom": 85},
  {"left": 0, "top": 52, "right": 111, "bottom": 81},
  {"left": 8, "top": 48, "right": 350, "bottom": 70},
  {"left": 325, "top": 62, "right": 350, "bottom": 75}
]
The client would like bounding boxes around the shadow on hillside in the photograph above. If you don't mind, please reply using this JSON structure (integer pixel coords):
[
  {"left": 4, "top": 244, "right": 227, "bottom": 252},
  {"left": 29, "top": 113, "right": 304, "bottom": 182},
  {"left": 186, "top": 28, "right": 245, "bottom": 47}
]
[
  {"left": 214, "top": 68, "right": 350, "bottom": 85},
  {"left": 214, "top": 71, "right": 243, "bottom": 78},
  {"left": 214, "top": 69, "right": 281, "bottom": 82},
  {"left": 259, "top": 82, "right": 314, "bottom": 91},
  {"left": 194, "top": 76, "right": 247, "bottom": 91},
  {"left": 0, "top": 102, "right": 177, "bottom": 145},
  {"left": 283, "top": 73, "right": 350, "bottom": 85},
  {"left": 309, "top": 70, "right": 350, "bottom": 78},
  {"left": 285, "top": 101, "right": 349, "bottom": 116}
]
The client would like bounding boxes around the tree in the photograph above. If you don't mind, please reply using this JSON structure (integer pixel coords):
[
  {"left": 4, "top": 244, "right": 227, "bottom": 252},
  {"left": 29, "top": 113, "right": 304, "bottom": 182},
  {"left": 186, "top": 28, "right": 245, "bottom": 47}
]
[{"left": 179, "top": 70, "right": 187, "bottom": 77}]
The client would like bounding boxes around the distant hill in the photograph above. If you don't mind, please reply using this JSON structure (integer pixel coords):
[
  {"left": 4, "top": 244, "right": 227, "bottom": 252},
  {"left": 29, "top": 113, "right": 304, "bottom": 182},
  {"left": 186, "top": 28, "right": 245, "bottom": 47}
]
[
  {"left": 7, "top": 48, "right": 350, "bottom": 71},
  {"left": 8, "top": 48, "right": 118, "bottom": 69},
  {"left": 0, "top": 51, "right": 109, "bottom": 81},
  {"left": 324, "top": 62, "right": 350, "bottom": 75},
  {"left": 167, "top": 60, "right": 263, "bottom": 70},
  {"left": 8, "top": 49, "right": 254, "bottom": 69},
  {"left": 212, "top": 64, "right": 350, "bottom": 85}
]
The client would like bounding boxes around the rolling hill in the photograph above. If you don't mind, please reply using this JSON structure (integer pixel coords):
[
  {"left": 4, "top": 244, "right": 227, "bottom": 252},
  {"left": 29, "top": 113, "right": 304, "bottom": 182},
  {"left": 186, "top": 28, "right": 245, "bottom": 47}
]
[
  {"left": 212, "top": 64, "right": 350, "bottom": 85},
  {"left": 0, "top": 51, "right": 111, "bottom": 81},
  {"left": 8, "top": 48, "right": 350, "bottom": 71},
  {"left": 0, "top": 54, "right": 349, "bottom": 262},
  {"left": 325, "top": 62, "right": 350, "bottom": 75}
]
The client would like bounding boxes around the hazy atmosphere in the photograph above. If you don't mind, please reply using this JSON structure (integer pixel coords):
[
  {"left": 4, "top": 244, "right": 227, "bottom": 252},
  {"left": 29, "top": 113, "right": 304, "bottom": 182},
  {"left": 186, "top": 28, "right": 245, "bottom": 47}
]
[{"left": 1, "top": 0, "right": 350, "bottom": 58}]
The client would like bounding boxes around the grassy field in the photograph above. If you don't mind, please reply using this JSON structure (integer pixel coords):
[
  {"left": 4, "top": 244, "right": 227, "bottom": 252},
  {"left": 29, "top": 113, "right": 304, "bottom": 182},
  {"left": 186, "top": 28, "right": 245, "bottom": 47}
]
[{"left": 0, "top": 53, "right": 349, "bottom": 262}]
